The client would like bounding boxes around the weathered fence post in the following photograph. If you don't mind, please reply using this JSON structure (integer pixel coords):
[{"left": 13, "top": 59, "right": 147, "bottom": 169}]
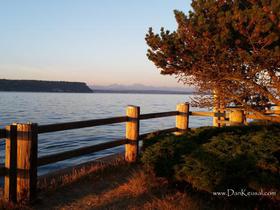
[
  {"left": 16, "top": 123, "right": 38, "bottom": 203},
  {"left": 219, "top": 94, "right": 226, "bottom": 127},
  {"left": 175, "top": 103, "right": 189, "bottom": 135},
  {"left": 125, "top": 106, "right": 140, "bottom": 163},
  {"left": 229, "top": 109, "right": 245, "bottom": 125},
  {"left": 213, "top": 90, "right": 220, "bottom": 127},
  {"left": 4, "top": 123, "right": 38, "bottom": 203},
  {"left": 4, "top": 124, "right": 17, "bottom": 203}
]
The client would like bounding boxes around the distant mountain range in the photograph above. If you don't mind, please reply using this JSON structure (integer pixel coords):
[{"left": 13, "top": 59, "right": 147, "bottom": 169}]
[
  {"left": 90, "top": 84, "right": 195, "bottom": 94},
  {"left": 0, "top": 79, "right": 195, "bottom": 95}
]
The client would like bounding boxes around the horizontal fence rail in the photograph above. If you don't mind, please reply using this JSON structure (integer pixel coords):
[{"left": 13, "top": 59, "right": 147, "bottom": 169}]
[
  {"left": 190, "top": 111, "right": 226, "bottom": 117},
  {"left": 38, "top": 139, "right": 127, "bottom": 166},
  {"left": 38, "top": 111, "right": 178, "bottom": 134},
  {"left": 190, "top": 111, "right": 213, "bottom": 117},
  {"left": 38, "top": 116, "right": 128, "bottom": 134},
  {"left": 0, "top": 102, "right": 279, "bottom": 204},
  {"left": 246, "top": 114, "right": 280, "bottom": 123},
  {"left": 139, "top": 111, "right": 178, "bottom": 120},
  {"left": 37, "top": 127, "right": 180, "bottom": 167}
]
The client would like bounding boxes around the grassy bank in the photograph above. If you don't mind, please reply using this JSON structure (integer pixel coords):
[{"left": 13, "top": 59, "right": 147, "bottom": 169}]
[
  {"left": 0, "top": 125, "right": 279, "bottom": 209},
  {"left": 0, "top": 158, "right": 210, "bottom": 210},
  {"left": 3, "top": 159, "right": 269, "bottom": 210}
]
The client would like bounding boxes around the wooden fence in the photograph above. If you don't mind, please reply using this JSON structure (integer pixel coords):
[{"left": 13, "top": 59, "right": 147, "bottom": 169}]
[{"left": 0, "top": 103, "right": 279, "bottom": 203}]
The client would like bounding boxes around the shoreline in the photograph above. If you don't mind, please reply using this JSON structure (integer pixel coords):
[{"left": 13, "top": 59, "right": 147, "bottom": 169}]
[{"left": 0, "top": 90, "right": 201, "bottom": 95}]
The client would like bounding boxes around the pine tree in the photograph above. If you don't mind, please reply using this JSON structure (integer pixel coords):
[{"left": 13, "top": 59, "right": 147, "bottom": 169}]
[{"left": 146, "top": 0, "right": 280, "bottom": 111}]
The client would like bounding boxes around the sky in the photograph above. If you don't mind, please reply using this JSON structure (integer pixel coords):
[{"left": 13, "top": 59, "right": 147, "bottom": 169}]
[{"left": 0, "top": 0, "right": 192, "bottom": 87}]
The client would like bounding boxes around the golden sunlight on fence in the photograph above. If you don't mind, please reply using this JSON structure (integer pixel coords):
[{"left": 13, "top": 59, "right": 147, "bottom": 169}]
[{"left": 0, "top": 103, "right": 279, "bottom": 203}]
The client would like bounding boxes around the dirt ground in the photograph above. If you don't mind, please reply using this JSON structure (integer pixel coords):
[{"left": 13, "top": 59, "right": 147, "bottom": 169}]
[{"left": 33, "top": 160, "right": 198, "bottom": 210}]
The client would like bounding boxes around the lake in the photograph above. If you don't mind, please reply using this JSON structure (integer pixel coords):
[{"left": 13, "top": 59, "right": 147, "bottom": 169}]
[{"left": 0, "top": 92, "right": 212, "bottom": 175}]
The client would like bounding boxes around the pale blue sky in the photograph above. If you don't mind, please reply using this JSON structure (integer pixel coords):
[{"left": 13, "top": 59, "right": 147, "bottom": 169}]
[{"left": 0, "top": 0, "right": 191, "bottom": 87}]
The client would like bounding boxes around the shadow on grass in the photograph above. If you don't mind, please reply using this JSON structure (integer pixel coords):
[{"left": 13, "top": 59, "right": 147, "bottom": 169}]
[{"left": 34, "top": 159, "right": 134, "bottom": 209}]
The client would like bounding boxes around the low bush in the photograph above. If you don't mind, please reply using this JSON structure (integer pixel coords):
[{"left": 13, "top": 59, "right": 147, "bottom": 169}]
[{"left": 141, "top": 125, "right": 280, "bottom": 196}]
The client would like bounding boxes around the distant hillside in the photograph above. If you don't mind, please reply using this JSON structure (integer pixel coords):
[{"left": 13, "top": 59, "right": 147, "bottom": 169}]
[
  {"left": 0, "top": 79, "right": 93, "bottom": 93},
  {"left": 90, "top": 84, "right": 195, "bottom": 94}
]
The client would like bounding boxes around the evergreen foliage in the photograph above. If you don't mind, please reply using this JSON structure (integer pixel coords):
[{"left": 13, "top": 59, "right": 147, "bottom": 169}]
[
  {"left": 141, "top": 125, "right": 280, "bottom": 195},
  {"left": 146, "top": 0, "right": 280, "bottom": 111}
]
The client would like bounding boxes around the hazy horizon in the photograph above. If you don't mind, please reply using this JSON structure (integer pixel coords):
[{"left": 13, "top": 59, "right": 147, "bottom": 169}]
[
  {"left": 0, "top": 0, "right": 191, "bottom": 87},
  {"left": 0, "top": 78, "right": 193, "bottom": 89}
]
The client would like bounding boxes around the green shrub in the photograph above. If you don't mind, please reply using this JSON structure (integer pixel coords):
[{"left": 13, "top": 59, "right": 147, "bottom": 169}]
[{"left": 141, "top": 125, "right": 280, "bottom": 194}]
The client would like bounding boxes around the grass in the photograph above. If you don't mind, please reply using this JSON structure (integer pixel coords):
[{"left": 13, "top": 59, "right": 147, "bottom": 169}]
[
  {"left": 1, "top": 157, "right": 279, "bottom": 210},
  {"left": 34, "top": 159, "right": 279, "bottom": 210},
  {"left": 0, "top": 156, "right": 211, "bottom": 210},
  {"left": 0, "top": 125, "right": 279, "bottom": 209},
  {"left": 33, "top": 160, "right": 203, "bottom": 210}
]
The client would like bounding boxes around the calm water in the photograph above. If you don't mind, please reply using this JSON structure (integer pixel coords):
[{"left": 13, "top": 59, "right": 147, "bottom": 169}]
[{"left": 0, "top": 92, "right": 212, "bottom": 175}]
